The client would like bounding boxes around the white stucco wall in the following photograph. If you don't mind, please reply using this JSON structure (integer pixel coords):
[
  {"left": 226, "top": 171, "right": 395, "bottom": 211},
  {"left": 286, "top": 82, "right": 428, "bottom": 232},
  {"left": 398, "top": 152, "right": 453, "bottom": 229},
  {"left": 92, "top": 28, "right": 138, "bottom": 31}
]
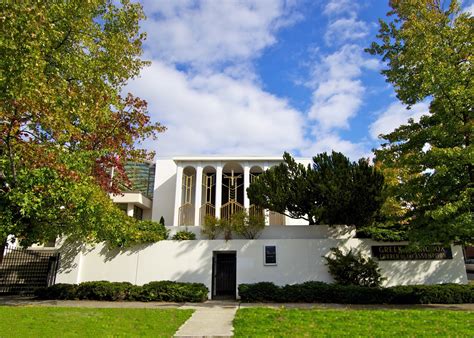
[
  {"left": 152, "top": 159, "right": 177, "bottom": 225},
  {"left": 56, "top": 239, "right": 468, "bottom": 298}
]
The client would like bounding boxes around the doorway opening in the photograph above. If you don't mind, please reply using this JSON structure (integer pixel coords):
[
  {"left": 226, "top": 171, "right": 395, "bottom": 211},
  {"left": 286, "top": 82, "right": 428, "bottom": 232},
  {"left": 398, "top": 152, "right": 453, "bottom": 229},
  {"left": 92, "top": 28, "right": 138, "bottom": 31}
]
[{"left": 212, "top": 251, "right": 236, "bottom": 299}]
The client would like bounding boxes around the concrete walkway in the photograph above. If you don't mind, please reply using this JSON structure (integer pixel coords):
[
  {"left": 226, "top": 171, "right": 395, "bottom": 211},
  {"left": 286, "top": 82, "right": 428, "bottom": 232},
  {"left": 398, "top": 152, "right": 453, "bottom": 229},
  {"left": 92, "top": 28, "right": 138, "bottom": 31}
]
[
  {"left": 1, "top": 297, "right": 473, "bottom": 311},
  {"left": 175, "top": 304, "right": 237, "bottom": 337}
]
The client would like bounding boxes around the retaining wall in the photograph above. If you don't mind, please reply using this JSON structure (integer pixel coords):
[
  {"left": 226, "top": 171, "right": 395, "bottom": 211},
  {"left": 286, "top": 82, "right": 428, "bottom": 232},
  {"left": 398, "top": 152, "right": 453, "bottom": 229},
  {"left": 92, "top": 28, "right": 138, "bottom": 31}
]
[{"left": 56, "top": 238, "right": 468, "bottom": 298}]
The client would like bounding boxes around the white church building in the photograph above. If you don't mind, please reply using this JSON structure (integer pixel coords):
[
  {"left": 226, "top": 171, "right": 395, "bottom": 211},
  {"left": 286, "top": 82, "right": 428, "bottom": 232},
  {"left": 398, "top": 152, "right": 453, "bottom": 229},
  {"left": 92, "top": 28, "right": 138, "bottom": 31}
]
[{"left": 55, "top": 156, "right": 468, "bottom": 299}]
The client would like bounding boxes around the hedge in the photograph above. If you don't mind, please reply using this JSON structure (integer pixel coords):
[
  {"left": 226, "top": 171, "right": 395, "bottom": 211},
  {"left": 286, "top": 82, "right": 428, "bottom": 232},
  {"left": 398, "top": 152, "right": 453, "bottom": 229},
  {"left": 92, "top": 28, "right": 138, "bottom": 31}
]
[
  {"left": 238, "top": 282, "right": 474, "bottom": 304},
  {"left": 35, "top": 281, "right": 208, "bottom": 303}
]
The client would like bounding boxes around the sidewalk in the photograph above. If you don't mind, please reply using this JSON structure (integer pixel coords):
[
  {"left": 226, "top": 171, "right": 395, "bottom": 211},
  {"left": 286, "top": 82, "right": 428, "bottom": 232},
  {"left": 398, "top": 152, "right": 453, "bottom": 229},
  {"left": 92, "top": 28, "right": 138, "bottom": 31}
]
[
  {"left": 0, "top": 297, "right": 472, "bottom": 311},
  {"left": 175, "top": 304, "right": 237, "bottom": 337}
]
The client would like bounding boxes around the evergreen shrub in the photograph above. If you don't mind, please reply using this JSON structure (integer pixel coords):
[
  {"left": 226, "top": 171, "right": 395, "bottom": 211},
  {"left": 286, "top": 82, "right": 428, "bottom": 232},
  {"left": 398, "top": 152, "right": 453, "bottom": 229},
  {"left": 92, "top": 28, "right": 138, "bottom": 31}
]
[
  {"left": 201, "top": 215, "right": 222, "bottom": 239},
  {"left": 140, "top": 281, "right": 208, "bottom": 302},
  {"left": 324, "top": 247, "right": 383, "bottom": 287},
  {"left": 75, "top": 281, "right": 139, "bottom": 301},
  {"left": 34, "top": 283, "right": 78, "bottom": 300},
  {"left": 35, "top": 280, "right": 208, "bottom": 302},
  {"left": 238, "top": 282, "right": 474, "bottom": 304},
  {"left": 171, "top": 230, "right": 196, "bottom": 240}
]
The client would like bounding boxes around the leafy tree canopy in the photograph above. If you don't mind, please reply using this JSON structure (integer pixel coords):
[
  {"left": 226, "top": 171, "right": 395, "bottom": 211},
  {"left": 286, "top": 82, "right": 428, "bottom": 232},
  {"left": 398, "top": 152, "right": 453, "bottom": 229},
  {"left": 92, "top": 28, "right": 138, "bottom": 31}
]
[
  {"left": 1, "top": 1, "right": 165, "bottom": 247},
  {"left": 247, "top": 152, "right": 385, "bottom": 228},
  {"left": 367, "top": 0, "right": 473, "bottom": 245}
]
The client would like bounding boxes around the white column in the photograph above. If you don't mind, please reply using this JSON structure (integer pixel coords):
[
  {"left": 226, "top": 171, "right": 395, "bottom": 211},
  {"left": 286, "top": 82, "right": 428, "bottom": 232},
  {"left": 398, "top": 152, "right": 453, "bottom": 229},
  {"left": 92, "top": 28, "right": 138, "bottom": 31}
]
[
  {"left": 215, "top": 164, "right": 223, "bottom": 218},
  {"left": 263, "top": 163, "right": 270, "bottom": 225},
  {"left": 194, "top": 165, "right": 203, "bottom": 226},
  {"left": 173, "top": 165, "right": 184, "bottom": 226},
  {"left": 243, "top": 164, "right": 250, "bottom": 210},
  {"left": 127, "top": 203, "right": 134, "bottom": 217}
]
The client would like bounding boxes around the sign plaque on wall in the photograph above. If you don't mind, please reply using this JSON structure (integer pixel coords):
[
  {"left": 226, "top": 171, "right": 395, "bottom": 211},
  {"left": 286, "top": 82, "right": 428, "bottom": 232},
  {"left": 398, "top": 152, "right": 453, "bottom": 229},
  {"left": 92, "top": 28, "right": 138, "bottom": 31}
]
[{"left": 371, "top": 245, "right": 453, "bottom": 261}]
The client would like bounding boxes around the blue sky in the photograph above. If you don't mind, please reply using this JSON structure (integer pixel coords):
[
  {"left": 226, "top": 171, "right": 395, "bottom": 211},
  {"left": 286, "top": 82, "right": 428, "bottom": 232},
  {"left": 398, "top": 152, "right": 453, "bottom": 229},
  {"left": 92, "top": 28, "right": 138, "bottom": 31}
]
[{"left": 128, "top": 0, "right": 474, "bottom": 160}]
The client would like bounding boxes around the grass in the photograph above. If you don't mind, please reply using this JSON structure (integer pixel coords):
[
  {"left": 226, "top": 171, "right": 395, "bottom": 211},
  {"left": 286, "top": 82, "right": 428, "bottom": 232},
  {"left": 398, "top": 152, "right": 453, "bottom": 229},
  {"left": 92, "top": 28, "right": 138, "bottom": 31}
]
[
  {"left": 233, "top": 308, "right": 473, "bottom": 337},
  {"left": 0, "top": 307, "right": 193, "bottom": 337}
]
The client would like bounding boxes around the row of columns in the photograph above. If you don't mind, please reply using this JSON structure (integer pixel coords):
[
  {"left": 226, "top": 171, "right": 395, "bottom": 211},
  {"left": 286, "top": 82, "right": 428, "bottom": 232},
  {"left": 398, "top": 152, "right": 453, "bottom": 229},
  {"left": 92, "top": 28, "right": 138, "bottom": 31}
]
[{"left": 173, "top": 163, "right": 268, "bottom": 226}]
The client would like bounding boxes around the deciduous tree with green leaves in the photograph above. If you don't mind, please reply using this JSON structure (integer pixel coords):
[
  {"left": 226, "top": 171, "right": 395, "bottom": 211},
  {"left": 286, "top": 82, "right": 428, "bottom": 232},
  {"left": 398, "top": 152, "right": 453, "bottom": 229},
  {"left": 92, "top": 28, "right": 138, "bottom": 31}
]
[
  {"left": 247, "top": 152, "right": 385, "bottom": 228},
  {"left": 367, "top": 0, "right": 473, "bottom": 245},
  {"left": 0, "top": 1, "right": 165, "bottom": 249}
]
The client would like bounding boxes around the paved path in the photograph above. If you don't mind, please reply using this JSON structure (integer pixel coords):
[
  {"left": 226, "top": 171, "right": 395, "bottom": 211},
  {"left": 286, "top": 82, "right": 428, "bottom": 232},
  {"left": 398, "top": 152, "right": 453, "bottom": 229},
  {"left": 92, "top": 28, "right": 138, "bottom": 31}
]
[
  {"left": 1, "top": 297, "right": 473, "bottom": 311},
  {"left": 175, "top": 304, "right": 238, "bottom": 337}
]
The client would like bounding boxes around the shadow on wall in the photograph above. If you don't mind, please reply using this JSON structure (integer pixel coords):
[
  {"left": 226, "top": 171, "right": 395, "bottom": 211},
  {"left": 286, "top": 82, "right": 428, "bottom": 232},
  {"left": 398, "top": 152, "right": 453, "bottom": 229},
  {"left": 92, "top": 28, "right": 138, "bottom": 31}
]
[
  {"left": 98, "top": 242, "right": 155, "bottom": 263},
  {"left": 168, "top": 240, "right": 213, "bottom": 287},
  {"left": 58, "top": 239, "right": 86, "bottom": 274},
  {"left": 379, "top": 246, "right": 467, "bottom": 286},
  {"left": 346, "top": 240, "right": 468, "bottom": 286},
  {"left": 57, "top": 238, "right": 468, "bottom": 291}
]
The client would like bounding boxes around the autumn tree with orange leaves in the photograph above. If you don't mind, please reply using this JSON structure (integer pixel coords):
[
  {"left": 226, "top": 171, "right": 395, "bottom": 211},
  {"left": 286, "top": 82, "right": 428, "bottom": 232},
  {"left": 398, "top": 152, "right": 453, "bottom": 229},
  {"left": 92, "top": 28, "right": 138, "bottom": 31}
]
[{"left": 1, "top": 1, "right": 166, "bottom": 249}]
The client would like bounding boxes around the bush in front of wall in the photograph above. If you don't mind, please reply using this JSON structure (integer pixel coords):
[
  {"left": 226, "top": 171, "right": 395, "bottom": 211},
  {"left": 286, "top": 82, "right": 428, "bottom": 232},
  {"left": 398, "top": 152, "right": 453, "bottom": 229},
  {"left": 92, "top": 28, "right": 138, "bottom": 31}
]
[
  {"left": 324, "top": 247, "right": 384, "bottom": 287},
  {"left": 238, "top": 282, "right": 474, "bottom": 304},
  {"left": 75, "top": 281, "right": 140, "bottom": 301},
  {"left": 237, "top": 282, "right": 282, "bottom": 302},
  {"left": 135, "top": 220, "right": 169, "bottom": 242},
  {"left": 140, "top": 281, "right": 208, "bottom": 302},
  {"left": 201, "top": 215, "right": 222, "bottom": 239},
  {"left": 34, "top": 283, "right": 79, "bottom": 300},
  {"left": 35, "top": 280, "right": 209, "bottom": 302},
  {"left": 231, "top": 211, "right": 265, "bottom": 239},
  {"left": 172, "top": 229, "right": 196, "bottom": 240}
]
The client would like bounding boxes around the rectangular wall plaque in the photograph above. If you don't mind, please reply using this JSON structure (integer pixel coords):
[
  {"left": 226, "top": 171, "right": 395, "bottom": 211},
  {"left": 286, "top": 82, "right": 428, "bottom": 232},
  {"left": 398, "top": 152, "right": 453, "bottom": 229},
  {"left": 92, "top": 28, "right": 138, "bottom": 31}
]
[
  {"left": 371, "top": 245, "right": 452, "bottom": 261},
  {"left": 264, "top": 245, "right": 277, "bottom": 265}
]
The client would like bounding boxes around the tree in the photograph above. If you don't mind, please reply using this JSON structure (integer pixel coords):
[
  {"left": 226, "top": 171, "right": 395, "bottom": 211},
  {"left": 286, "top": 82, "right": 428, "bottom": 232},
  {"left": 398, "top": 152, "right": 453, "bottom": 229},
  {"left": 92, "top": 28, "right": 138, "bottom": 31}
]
[
  {"left": 231, "top": 210, "right": 265, "bottom": 239},
  {"left": 324, "top": 248, "right": 384, "bottom": 287},
  {"left": 1, "top": 1, "right": 165, "bottom": 248},
  {"left": 357, "top": 162, "right": 412, "bottom": 241},
  {"left": 247, "top": 152, "right": 385, "bottom": 228},
  {"left": 367, "top": 0, "right": 473, "bottom": 244}
]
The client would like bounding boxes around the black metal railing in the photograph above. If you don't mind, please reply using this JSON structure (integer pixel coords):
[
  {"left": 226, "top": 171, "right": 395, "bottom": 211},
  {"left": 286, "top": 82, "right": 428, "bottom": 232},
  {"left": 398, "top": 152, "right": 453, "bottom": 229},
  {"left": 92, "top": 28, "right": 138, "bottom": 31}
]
[{"left": 0, "top": 245, "right": 60, "bottom": 296}]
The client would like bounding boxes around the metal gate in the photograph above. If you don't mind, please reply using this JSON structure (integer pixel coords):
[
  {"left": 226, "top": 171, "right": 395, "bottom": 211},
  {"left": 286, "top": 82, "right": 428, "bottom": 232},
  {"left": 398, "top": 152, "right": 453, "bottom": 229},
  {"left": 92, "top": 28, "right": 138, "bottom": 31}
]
[
  {"left": 0, "top": 245, "right": 60, "bottom": 295},
  {"left": 212, "top": 251, "right": 236, "bottom": 299}
]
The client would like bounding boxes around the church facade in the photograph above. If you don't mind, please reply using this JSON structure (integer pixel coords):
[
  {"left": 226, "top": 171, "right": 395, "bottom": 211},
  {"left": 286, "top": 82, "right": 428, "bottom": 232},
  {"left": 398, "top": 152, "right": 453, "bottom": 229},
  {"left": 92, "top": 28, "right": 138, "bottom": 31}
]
[{"left": 55, "top": 156, "right": 469, "bottom": 299}]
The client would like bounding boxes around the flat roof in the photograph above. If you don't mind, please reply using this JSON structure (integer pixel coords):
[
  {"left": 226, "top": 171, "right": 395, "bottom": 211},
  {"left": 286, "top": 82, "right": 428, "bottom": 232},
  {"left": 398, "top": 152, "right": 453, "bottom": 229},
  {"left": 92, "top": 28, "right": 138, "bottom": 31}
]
[{"left": 169, "top": 155, "right": 311, "bottom": 162}]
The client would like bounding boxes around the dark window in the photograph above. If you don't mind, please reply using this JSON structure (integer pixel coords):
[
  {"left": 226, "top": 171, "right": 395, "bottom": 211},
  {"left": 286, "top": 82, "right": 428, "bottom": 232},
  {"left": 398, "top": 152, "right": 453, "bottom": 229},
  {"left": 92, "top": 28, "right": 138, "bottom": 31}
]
[
  {"left": 116, "top": 203, "right": 128, "bottom": 214},
  {"left": 133, "top": 206, "right": 143, "bottom": 220},
  {"left": 264, "top": 245, "right": 277, "bottom": 265}
]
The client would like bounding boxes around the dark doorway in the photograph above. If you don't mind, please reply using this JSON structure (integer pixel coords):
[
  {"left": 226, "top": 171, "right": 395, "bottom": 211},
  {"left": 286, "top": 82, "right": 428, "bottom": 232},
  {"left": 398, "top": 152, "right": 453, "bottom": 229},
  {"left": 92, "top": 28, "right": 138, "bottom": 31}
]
[{"left": 212, "top": 251, "right": 236, "bottom": 299}]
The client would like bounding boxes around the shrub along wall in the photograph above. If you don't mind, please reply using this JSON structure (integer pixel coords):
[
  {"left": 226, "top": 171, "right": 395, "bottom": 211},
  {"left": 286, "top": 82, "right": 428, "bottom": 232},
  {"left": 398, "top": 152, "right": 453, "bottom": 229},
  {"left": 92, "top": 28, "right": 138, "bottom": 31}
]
[
  {"left": 238, "top": 282, "right": 474, "bottom": 304},
  {"left": 35, "top": 281, "right": 208, "bottom": 303}
]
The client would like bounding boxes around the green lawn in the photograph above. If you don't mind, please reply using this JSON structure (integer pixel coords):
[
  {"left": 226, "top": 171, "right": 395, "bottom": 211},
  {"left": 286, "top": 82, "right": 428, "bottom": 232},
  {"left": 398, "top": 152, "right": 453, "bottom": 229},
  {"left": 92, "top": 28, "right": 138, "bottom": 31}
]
[
  {"left": 0, "top": 307, "right": 193, "bottom": 337},
  {"left": 233, "top": 308, "right": 473, "bottom": 337}
]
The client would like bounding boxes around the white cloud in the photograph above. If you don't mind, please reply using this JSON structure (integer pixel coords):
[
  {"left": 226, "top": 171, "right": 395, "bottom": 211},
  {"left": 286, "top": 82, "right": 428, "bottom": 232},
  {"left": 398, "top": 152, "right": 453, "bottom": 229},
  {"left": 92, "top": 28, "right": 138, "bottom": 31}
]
[
  {"left": 324, "top": 16, "right": 369, "bottom": 45},
  {"left": 462, "top": 3, "right": 474, "bottom": 15},
  {"left": 128, "top": 62, "right": 305, "bottom": 156},
  {"left": 308, "top": 45, "right": 379, "bottom": 130},
  {"left": 323, "top": 0, "right": 358, "bottom": 16},
  {"left": 124, "top": 1, "right": 308, "bottom": 157},
  {"left": 141, "top": 0, "right": 301, "bottom": 70},
  {"left": 126, "top": 1, "right": 381, "bottom": 161},
  {"left": 301, "top": 131, "right": 370, "bottom": 160},
  {"left": 369, "top": 101, "right": 430, "bottom": 139},
  {"left": 300, "top": 2, "right": 380, "bottom": 159}
]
